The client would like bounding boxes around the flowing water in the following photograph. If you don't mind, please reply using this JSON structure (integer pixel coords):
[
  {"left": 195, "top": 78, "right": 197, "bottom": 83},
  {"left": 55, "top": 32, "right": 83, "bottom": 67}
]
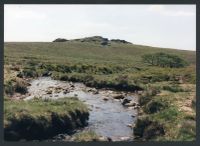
[{"left": 25, "top": 77, "right": 138, "bottom": 141}]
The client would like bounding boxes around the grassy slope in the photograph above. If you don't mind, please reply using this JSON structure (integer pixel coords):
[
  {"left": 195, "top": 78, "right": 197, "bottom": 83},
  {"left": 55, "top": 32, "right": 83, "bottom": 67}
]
[
  {"left": 4, "top": 41, "right": 196, "bottom": 141},
  {"left": 4, "top": 42, "right": 195, "bottom": 66}
]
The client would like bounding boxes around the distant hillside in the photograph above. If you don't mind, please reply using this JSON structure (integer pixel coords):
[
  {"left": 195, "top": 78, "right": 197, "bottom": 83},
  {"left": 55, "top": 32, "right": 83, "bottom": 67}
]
[{"left": 4, "top": 37, "right": 195, "bottom": 67}]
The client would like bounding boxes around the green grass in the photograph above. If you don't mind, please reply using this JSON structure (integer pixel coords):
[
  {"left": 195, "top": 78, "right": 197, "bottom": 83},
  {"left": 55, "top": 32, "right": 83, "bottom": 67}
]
[
  {"left": 135, "top": 90, "right": 196, "bottom": 141},
  {"left": 4, "top": 97, "right": 89, "bottom": 141}
]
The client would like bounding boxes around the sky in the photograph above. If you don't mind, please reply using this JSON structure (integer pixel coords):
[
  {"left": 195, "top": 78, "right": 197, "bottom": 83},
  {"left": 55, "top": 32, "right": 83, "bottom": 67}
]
[{"left": 4, "top": 4, "right": 196, "bottom": 51}]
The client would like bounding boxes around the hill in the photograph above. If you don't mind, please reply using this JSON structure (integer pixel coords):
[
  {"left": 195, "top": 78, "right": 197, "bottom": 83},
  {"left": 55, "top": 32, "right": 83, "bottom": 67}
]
[{"left": 4, "top": 36, "right": 196, "bottom": 141}]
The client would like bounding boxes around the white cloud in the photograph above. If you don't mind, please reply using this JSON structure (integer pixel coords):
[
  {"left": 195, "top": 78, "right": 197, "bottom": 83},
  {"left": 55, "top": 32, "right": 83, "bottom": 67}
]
[
  {"left": 148, "top": 5, "right": 195, "bottom": 17},
  {"left": 5, "top": 5, "right": 46, "bottom": 20}
]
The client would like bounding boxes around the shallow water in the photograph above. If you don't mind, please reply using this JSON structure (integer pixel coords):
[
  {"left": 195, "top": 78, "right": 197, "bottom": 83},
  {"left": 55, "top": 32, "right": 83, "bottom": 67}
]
[{"left": 25, "top": 77, "right": 137, "bottom": 141}]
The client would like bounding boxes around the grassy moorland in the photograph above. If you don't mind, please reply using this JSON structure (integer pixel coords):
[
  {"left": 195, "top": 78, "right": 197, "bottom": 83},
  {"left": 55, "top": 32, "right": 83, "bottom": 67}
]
[{"left": 4, "top": 36, "right": 196, "bottom": 141}]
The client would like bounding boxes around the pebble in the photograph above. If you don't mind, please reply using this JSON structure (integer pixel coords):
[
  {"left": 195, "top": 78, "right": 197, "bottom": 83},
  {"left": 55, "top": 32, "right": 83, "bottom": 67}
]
[
  {"left": 127, "top": 124, "right": 134, "bottom": 128},
  {"left": 120, "top": 136, "right": 130, "bottom": 141}
]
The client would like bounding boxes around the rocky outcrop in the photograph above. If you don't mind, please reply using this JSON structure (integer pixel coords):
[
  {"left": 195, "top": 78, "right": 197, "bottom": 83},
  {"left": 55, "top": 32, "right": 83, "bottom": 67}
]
[
  {"left": 53, "top": 38, "right": 68, "bottom": 42},
  {"left": 73, "top": 36, "right": 110, "bottom": 46},
  {"left": 110, "top": 39, "right": 132, "bottom": 44},
  {"left": 52, "top": 36, "right": 132, "bottom": 46}
]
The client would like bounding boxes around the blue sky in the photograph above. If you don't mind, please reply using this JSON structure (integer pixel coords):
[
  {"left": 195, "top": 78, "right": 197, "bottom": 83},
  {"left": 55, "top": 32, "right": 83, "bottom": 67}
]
[{"left": 4, "top": 4, "right": 196, "bottom": 50}]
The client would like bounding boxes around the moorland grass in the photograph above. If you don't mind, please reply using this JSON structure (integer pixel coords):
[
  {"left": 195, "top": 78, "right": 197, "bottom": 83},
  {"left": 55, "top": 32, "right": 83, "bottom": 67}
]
[{"left": 4, "top": 97, "right": 89, "bottom": 141}]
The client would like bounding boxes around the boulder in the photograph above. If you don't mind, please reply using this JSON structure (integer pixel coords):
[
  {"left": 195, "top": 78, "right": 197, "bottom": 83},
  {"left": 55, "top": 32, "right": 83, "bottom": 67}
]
[
  {"left": 71, "top": 84, "right": 75, "bottom": 88},
  {"left": 98, "top": 136, "right": 109, "bottom": 141},
  {"left": 54, "top": 89, "right": 61, "bottom": 94},
  {"left": 42, "top": 71, "right": 52, "bottom": 77},
  {"left": 120, "top": 136, "right": 130, "bottom": 141},
  {"left": 63, "top": 90, "right": 70, "bottom": 94},
  {"left": 113, "top": 94, "right": 125, "bottom": 99},
  {"left": 131, "top": 114, "right": 136, "bottom": 118},
  {"left": 134, "top": 106, "right": 140, "bottom": 109},
  {"left": 122, "top": 98, "right": 131, "bottom": 105},
  {"left": 127, "top": 124, "right": 134, "bottom": 128},
  {"left": 103, "top": 97, "right": 109, "bottom": 101},
  {"left": 46, "top": 90, "right": 52, "bottom": 94},
  {"left": 93, "top": 90, "right": 99, "bottom": 94},
  {"left": 107, "top": 137, "right": 112, "bottom": 141},
  {"left": 124, "top": 101, "right": 137, "bottom": 107}
]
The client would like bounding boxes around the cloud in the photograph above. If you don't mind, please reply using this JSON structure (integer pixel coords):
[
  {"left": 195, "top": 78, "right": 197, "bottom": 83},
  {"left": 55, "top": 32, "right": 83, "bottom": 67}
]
[
  {"left": 148, "top": 5, "right": 195, "bottom": 17},
  {"left": 5, "top": 5, "right": 46, "bottom": 20}
]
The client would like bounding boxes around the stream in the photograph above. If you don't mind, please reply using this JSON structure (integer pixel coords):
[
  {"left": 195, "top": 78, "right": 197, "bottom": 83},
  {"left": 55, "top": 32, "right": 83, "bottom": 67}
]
[{"left": 24, "top": 77, "right": 138, "bottom": 141}]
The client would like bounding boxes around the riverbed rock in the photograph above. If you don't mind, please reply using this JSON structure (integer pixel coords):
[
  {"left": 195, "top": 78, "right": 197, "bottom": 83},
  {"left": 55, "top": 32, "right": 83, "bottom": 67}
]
[
  {"left": 48, "top": 86, "right": 54, "bottom": 89},
  {"left": 95, "top": 106, "right": 101, "bottom": 109},
  {"left": 46, "top": 90, "right": 52, "bottom": 94},
  {"left": 131, "top": 114, "right": 136, "bottom": 118},
  {"left": 27, "top": 83, "right": 31, "bottom": 86},
  {"left": 54, "top": 89, "right": 61, "bottom": 94},
  {"left": 113, "top": 94, "right": 125, "bottom": 99},
  {"left": 114, "top": 99, "right": 121, "bottom": 102},
  {"left": 127, "top": 107, "right": 134, "bottom": 110},
  {"left": 134, "top": 106, "right": 140, "bottom": 109},
  {"left": 103, "top": 97, "right": 109, "bottom": 101},
  {"left": 107, "top": 91, "right": 113, "bottom": 94},
  {"left": 124, "top": 101, "right": 137, "bottom": 107},
  {"left": 127, "top": 124, "right": 134, "bottom": 128},
  {"left": 107, "top": 137, "right": 112, "bottom": 141},
  {"left": 63, "top": 89, "right": 70, "bottom": 94},
  {"left": 94, "top": 90, "right": 99, "bottom": 94},
  {"left": 71, "top": 84, "right": 75, "bottom": 88},
  {"left": 122, "top": 98, "right": 131, "bottom": 105},
  {"left": 87, "top": 88, "right": 99, "bottom": 94},
  {"left": 120, "top": 136, "right": 130, "bottom": 141},
  {"left": 98, "top": 136, "right": 109, "bottom": 141},
  {"left": 55, "top": 86, "right": 63, "bottom": 90}
]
